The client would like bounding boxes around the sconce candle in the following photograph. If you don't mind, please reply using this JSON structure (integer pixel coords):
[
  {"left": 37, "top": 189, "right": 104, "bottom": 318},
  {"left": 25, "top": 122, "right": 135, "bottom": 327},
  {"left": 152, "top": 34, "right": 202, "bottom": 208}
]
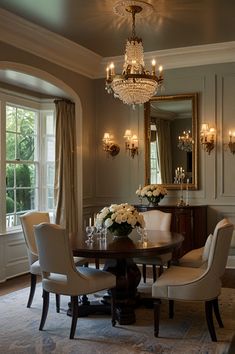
[
  {"left": 228, "top": 130, "right": 235, "bottom": 154},
  {"left": 200, "top": 123, "right": 216, "bottom": 154},
  {"left": 124, "top": 129, "right": 139, "bottom": 158},
  {"left": 102, "top": 132, "right": 120, "bottom": 158}
]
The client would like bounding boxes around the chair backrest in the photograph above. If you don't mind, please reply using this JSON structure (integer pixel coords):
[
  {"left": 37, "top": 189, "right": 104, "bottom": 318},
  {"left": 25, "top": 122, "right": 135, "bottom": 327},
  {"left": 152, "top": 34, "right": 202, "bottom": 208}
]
[
  {"left": 20, "top": 211, "right": 50, "bottom": 256},
  {"left": 208, "top": 221, "right": 234, "bottom": 278},
  {"left": 34, "top": 222, "right": 78, "bottom": 277},
  {"left": 213, "top": 218, "right": 229, "bottom": 237},
  {"left": 141, "top": 210, "right": 172, "bottom": 231}
]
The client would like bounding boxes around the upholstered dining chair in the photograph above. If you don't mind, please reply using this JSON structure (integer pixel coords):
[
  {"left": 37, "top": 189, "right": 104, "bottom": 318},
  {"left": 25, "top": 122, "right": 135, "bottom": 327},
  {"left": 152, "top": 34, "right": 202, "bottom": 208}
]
[
  {"left": 34, "top": 222, "right": 116, "bottom": 339},
  {"left": 178, "top": 218, "right": 229, "bottom": 268},
  {"left": 134, "top": 210, "right": 172, "bottom": 282},
  {"left": 152, "top": 221, "right": 234, "bottom": 342},
  {"left": 20, "top": 211, "right": 91, "bottom": 309}
]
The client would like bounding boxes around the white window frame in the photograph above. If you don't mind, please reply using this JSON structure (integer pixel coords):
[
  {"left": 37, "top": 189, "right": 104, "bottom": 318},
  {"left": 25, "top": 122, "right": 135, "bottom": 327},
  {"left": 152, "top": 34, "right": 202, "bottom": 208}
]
[{"left": 0, "top": 89, "right": 55, "bottom": 233}]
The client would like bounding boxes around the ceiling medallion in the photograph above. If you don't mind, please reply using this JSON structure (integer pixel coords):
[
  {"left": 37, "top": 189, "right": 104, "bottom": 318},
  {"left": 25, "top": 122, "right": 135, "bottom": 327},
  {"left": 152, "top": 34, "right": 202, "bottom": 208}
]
[{"left": 105, "top": 0, "right": 163, "bottom": 108}]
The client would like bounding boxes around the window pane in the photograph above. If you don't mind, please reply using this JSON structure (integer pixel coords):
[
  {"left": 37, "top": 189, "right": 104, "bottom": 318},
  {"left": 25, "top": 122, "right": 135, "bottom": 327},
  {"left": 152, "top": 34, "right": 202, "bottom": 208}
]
[
  {"left": 16, "top": 164, "right": 36, "bottom": 188},
  {"left": 16, "top": 188, "right": 37, "bottom": 212},
  {"left": 6, "top": 190, "right": 15, "bottom": 214},
  {"left": 17, "top": 108, "right": 35, "bottom": 133},
  {"left": 47, "top": 163, "right": 55, "bottom": 185},
  {"left": 46, "top": 113, "right": 54, "bottom": 135},
  {"left": 17, "top": 134, "right": 35, "bottom": 161},
  {"left": 47, "top": 188, "right": 54, "bottom": 209},
  {"left": 6, "top": 132, "right": 16, "bottom": 160},
  {"left": 47, "top": 137, "right": 55, "bottom": 161},
  {"left": 6, "top": 163, "right": 15, "bottom": 188},
  {"left": 6, "top": 106, "right": 16, "bottom": 131}
]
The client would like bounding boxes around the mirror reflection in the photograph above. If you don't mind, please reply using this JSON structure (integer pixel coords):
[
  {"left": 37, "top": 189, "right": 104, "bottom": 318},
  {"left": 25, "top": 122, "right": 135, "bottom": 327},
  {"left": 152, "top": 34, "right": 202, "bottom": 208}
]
[{"left": 144, "top": 93, "right": 198, "bottom": 189}]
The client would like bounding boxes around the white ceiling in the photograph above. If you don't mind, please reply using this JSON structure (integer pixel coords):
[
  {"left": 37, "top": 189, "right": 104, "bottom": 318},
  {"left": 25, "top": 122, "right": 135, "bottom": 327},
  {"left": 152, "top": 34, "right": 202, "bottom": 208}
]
[{"left": 1, "top": 0, "right": 235, "bottom": 97}]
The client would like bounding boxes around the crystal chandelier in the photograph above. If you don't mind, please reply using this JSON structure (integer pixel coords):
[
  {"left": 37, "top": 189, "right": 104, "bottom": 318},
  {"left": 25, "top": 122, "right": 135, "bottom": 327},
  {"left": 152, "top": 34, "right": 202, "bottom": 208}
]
[
  {"left": 105, "top": 2, "right": 163, "bottom": 107},
  {"left": 178, "top": 130, "right": 193, "bottom": 152}
]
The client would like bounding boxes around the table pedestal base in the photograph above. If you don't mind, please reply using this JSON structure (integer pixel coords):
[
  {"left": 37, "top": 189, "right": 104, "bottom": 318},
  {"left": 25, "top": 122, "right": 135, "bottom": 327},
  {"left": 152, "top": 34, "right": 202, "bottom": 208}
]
[{"left": 67, "top": 258, "right": 141, "bottom": 325}]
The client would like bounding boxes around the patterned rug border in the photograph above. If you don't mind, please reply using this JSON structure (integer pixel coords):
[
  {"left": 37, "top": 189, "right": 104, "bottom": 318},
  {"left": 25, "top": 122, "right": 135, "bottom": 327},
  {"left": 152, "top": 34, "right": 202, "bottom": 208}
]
[{"left": 0, "top": 284, "right": 234, "bottom": 354}]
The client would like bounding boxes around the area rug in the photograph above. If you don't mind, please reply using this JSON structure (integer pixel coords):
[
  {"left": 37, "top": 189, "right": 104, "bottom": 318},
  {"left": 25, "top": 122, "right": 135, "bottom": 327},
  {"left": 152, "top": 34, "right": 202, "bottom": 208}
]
[{"left": 0, "top": 282, "right": 234, "bottom": 354}]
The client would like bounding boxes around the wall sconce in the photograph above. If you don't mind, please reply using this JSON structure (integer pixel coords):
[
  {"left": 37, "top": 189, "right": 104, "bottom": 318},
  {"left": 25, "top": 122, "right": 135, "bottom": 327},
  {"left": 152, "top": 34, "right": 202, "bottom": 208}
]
[
  {"left": 200, "top": 123, "right": 216, "bottom": 155},
  {"left": 228, "top": 130, "right": 235, "bottom": 154},
  {"left": 123, "top": 129, "right": 139, "bottom": 158},
  {"left": 102, "top": 132, "right": 120, "bottom": 158}
]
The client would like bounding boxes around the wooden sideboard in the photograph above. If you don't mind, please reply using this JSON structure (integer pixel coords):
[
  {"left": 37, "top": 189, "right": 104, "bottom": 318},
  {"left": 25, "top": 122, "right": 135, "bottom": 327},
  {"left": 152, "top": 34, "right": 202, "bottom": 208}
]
[{"left": 135, "top": 205, "right": 208, "bottom": 258}]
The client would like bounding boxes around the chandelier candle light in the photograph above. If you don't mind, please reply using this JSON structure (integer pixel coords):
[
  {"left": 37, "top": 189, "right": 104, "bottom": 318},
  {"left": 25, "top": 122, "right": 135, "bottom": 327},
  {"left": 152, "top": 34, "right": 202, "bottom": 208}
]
[
  {"left": 105, "top": 1, "right": 163, "bottom": 107},
  {"left": 178, "top": 130, "right": 193, "bottom": 152}
]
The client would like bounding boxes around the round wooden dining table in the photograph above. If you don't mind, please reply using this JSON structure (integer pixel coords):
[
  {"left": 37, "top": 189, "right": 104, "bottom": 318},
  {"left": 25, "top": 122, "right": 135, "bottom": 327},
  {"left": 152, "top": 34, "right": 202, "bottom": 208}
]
[{"left": 73, "top": 230, "right": 183, "bottom": 325}]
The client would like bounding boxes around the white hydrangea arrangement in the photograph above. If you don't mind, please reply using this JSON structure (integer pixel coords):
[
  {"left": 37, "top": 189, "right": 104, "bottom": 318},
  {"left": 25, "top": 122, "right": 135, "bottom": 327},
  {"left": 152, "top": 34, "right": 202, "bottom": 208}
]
[
  {"left": 95, "top": 203, "right": 145, "bottom": 236},
  {"left": 136, "top": 184, "right": 167, "bottom": 205}
]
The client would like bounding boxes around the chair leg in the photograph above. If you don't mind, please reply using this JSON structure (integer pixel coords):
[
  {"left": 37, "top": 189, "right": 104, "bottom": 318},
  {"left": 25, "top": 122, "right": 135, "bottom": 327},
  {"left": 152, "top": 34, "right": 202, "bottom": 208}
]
[
  {"left": 153, "top": 299, "right": 161, "bottom": 337},
  {"left": 169, "top": 299, "right": 174, "bottom": 319},
  {"left": 142, "top": 264, "right": 146, "bottom": 283},
  {"left": 39, "top": 290, "right": 50, "bottom": 331},
  {"left": 27, "top": 273, "right": 37, "bottom": 308},
  {"left": 55, "top": 294, "right": 60, "bottom": 313},
  {"left": 110, "top": 287, "right": 116, "bottom": 327},
  {"left": 70, "top": 296, "right": 79, "bottom": 339},
  {"left": 212, "top": 298, "right": 224, "bottom": 328},
  {"left": 205, "top": 300, "right": 217, "bottom": 342}
]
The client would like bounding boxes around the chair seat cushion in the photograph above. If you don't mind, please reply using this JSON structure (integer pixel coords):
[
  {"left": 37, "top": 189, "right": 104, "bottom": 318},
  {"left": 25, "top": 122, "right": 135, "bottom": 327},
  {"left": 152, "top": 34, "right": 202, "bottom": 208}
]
[
  {"left": 152, "top": 265, "right": 205, "bottom": 299},
  {"left": 134, "top": 252, "right": 172, "bottom": 266},
  {"left": 30, "top": 260, "right": 41, "bottom": 275},
  {"left": 42, "top": 267, "right": 116, "bottom": 296},
  {"left": 178, "top": 248, "right": 205, "bottom": 268}
]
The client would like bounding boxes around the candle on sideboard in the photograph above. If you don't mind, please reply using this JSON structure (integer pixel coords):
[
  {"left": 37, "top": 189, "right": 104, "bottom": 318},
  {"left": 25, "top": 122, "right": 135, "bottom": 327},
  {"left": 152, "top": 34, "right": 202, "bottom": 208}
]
[
  {"left": 186, "top": 178, "right": 189, "bottom": 206},
  {"left": 89, "top": 217, "right": 92, "bottom": 227}
]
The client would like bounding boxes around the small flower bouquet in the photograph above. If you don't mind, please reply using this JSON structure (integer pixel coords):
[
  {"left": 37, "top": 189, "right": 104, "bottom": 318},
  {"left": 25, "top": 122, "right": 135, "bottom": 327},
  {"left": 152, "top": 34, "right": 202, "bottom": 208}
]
[
  {"left": 136, "top": 184, "right": 167, "bottom": 206},
  {"left": 95, "top": 203, "right": 145, "bottom": 237}
]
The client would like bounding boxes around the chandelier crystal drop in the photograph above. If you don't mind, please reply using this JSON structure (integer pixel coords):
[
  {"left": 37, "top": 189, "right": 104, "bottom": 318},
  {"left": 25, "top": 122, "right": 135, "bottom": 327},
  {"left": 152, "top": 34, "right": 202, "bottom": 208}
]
[{"left": 105, "top": 2, "right": 163, "bottom": 107}]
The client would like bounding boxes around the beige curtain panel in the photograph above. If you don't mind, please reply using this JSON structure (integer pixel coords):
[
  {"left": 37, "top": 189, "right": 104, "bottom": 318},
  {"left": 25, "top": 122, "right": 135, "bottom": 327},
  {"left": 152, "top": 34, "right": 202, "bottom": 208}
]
[{"left": 54, "top": 100, "right": 79, "bottom": 246}]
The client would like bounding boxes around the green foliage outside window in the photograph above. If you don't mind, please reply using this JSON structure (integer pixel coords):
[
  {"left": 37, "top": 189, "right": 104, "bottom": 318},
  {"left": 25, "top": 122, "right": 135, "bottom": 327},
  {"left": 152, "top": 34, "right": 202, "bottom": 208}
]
[{"left": 6, "top": 106, "right": 37, "bottom": 215}]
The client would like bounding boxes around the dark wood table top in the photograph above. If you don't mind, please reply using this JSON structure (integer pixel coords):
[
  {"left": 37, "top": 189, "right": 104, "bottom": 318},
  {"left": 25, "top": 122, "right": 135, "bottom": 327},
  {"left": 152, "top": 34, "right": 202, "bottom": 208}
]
[{"left": 73, "top": 230, "right": 184, "bottom": 259}]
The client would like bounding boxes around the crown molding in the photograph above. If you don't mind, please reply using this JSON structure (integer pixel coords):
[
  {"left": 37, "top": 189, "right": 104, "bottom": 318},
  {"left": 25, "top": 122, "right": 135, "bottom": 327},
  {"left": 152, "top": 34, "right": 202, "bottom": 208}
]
[
  {"left": 0, "top": 9, "right": 101, "bottom": 79},
  {"left": 1, "top": 9, "right": 235, "bottom": 80},
  {"left": 100, "top": 41, "right": 235, "bottom": 78}
]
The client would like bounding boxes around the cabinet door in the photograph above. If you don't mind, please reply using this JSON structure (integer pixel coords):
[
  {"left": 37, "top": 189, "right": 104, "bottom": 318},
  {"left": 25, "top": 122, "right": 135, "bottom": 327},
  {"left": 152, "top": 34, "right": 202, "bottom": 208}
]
[{"left": 173, "top": 208, "right": 193, "bottom": 257}]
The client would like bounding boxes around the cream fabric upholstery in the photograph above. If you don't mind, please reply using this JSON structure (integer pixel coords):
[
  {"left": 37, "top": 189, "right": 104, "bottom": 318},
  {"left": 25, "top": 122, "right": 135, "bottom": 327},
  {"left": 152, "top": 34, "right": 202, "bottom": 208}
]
[
  {"left": 134, "top": 210, "right": 172, "bottom": 281},
  {"left": 20, "top": 211, "right": 52, "bottom": 308},
  {"left": 20, "top": 211, "right": 89, "bottom": 308},
  {"left": 152, "top": 221, "right": 234, "bottom": 341},
  {"left": 202, "top": 233, "right": 213, "bottom": 261},
  {"left": 34, "top": 222, "right": 116, "bottom": 339},
  {"left": 179, "top": 218, "right": 229, "bottom": 268}
]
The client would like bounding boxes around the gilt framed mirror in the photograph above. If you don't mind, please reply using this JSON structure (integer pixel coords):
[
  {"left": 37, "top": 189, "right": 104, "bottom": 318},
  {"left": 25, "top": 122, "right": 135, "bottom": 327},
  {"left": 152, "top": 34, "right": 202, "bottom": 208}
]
[{"left": 144, "top": 93, "right": 198, "bottom": 190}]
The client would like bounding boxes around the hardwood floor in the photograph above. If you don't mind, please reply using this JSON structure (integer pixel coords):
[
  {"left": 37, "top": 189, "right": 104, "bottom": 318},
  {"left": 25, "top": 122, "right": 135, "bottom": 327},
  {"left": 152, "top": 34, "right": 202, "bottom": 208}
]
[
  {"left": 0, "top": 273, "right": 41, "bottom": 296},
  {"left": 0, "top": 268, "right": 234, "bottom": 296}
]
